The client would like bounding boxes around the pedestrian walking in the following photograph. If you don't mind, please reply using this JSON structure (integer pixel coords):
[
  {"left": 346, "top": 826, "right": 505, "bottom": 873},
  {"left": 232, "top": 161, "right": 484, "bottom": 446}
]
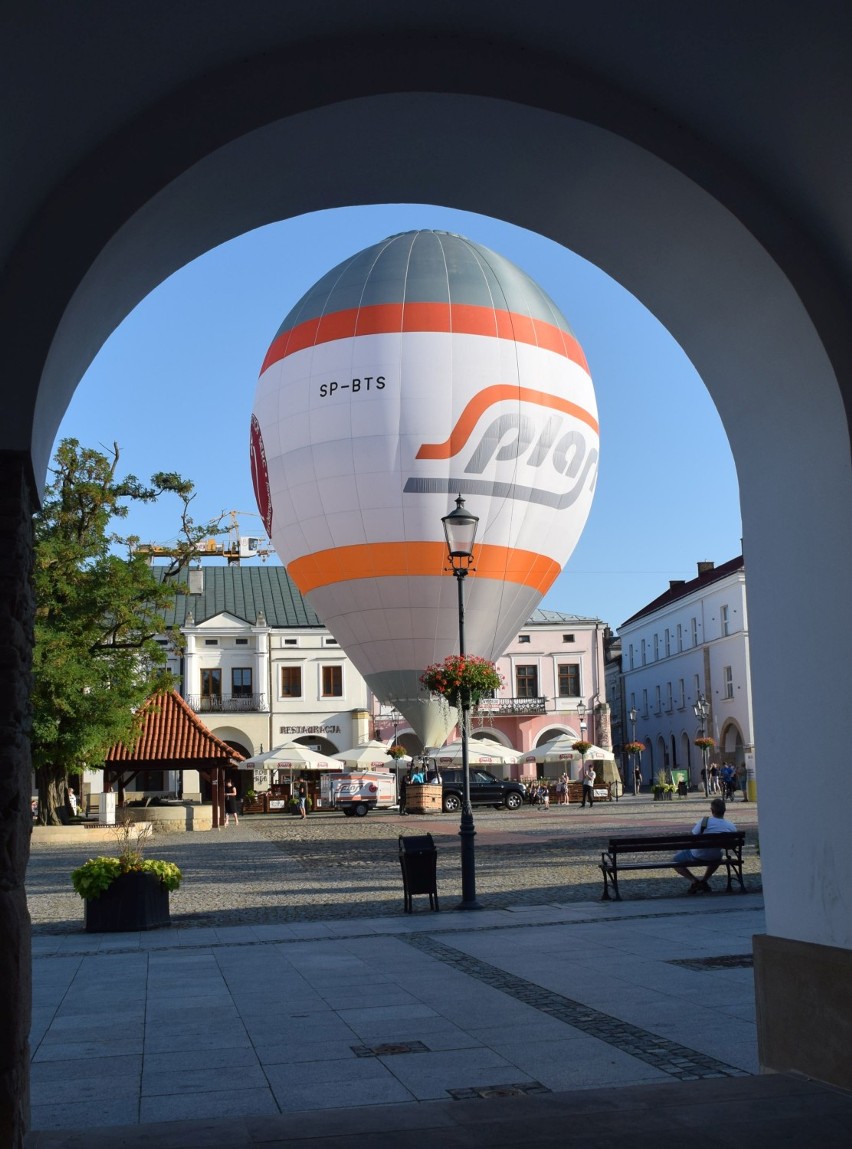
[
  {"left": 580, "top": 762, "right": 596, "bottom": 808},
  {"left": 720, "top": 763, "right": 737, "bottom": 801},
  {"left": 296, "top": 779, "right": 308, "bottom": 819},
  {"left": 224, "top": 778, "right": 239, "bottom": 826},
  {"left": 709, "top": 764, "right": 720, "bottom": 794}
]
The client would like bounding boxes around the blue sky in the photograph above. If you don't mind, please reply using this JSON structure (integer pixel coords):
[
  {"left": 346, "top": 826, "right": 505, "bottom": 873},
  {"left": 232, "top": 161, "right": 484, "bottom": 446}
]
[{"left": 54, "top": 204, "right": 742, "bottom": 630}]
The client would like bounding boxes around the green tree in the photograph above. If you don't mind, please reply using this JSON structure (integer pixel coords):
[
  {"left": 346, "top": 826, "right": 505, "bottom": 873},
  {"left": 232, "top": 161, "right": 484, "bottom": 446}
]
[{"left": 32, "top": 439, "right": 223, "bottom": 824}]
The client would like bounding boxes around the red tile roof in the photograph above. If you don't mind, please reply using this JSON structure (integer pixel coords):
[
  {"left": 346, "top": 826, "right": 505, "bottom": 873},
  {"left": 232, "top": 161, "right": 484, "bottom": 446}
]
[
  {"left": 620, "top": 556, "right": 744, "bottom": 627},
  {"left": 105, "top": 690, "right": 244, "bottom": 764}
]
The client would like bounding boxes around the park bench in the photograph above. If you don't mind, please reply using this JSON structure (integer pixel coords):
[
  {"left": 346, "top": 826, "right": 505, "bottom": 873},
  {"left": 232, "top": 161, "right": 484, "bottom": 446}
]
[{"left": 600, "top": 830, "right": 746, "bottom": 901}]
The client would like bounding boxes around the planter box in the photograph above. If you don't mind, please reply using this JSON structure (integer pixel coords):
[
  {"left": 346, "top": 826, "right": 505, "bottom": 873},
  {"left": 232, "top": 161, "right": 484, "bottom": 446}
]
[
  {"left": 84, "top": 870, "right": 171, "bottom": 932},
  {"left": 405, "top": 784, "right": 442, "bottom": 814}
]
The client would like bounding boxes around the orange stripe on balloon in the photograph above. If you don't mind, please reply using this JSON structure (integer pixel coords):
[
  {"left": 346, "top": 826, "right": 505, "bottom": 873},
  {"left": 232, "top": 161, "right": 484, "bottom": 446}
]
[
  {"left": 415, "top": 385, "right": 599, "bottom": 460},
  {"left": 287, "top": 542, "right": 561, "bottom": 596},
  {"left": 260, "top": 303, "right": 589, "bottom": 375}
]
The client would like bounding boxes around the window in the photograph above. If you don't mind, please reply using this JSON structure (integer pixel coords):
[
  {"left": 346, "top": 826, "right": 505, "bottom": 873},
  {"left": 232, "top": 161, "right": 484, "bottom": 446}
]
[
  {"left": 653, "top": 634, "right": 659, "bottom": 661},
  {"left": 629, "top": 644, "right": 634, "bottom": 670},
  {"left": 642, "top": 688, "right": 648, "bottom": 718},
  {"left": 516, "top": 664, "right": 539, "bottom": 697},
  {"left": 655, "top": 685, "right": 661, "bottom": 713},
  {"left": 562, "top": 634, "right": 575, "bottom": 643},
  {"left": 283, "top": 638, "right": 298, "bottom": 646},
  {"left": 321, "top": 665, "right": 343, "bottom": 697},
  {"left": 664, "top": 628, "right": 671, "bottom": 657},
  {"left": 280, "top": 666, "right": 302, "bottom": 697},
  {"left": 679, "top": 678, "right": 685, "bottom": 708},
  {"left": 721, "top": 605, "right": 730, "bottom": 636},
  {"left": 641, "top": 639, "right": 646, "bottom": 665},
  {"left": 201, "top": 669, "right": 221, "bottom": 699},
  {"left": 691, "top": 617, "right": 698, "bottom": 646},
  {"left": 677, "top": 623, "right": 683, "bottom": 652},
  {"left": 723, "top": 666, "right": 734, "bottom": 698},
  {"left": 232, "top": 667, "right": 252, "bottom": 698},
  {"left": 558, "top": 663, "right": 580, "bottom": 696},
  {"left": 518, "top": 634, "right": 531, "bottom": 644},
  {"left": 204, "top": 639, "right": 219, "bottom": 646},
  {"left": 324, "top": 637, "right": 338, "bottom": 646},
  {"left": 666, "top": 682, "right": 673, "bottom": 711},
  {"left": 694, "top": 673, "right": 701, "bottom": 698},
  {"left": 236, "top": 638, "right": 248, "bottom": 646}
]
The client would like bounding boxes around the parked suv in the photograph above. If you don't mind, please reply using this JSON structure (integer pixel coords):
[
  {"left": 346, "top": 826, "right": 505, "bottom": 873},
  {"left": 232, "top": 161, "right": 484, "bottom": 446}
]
[{"left": 439, "top": 769, "right": 526, "bottom": 813}]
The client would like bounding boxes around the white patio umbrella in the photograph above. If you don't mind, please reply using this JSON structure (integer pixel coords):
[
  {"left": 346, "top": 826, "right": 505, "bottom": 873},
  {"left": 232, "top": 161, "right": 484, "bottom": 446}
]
[
  {"left": 432, "top": 738, "right": 522, "bottom": 766},
  {"left": 520, "top": 737, "right": 614, "bottom": 780},
  {"left": 331, "top": 740, "right": 397, "bottom": 769},
  {"left": 237, "top": 741, "right": 344, "bottom": 772}
]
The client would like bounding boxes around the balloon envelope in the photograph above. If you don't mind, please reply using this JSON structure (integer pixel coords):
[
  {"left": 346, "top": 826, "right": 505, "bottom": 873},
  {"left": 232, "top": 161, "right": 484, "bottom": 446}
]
[{"left": 252, "top": 231, "right": 599, "bottom": 744}]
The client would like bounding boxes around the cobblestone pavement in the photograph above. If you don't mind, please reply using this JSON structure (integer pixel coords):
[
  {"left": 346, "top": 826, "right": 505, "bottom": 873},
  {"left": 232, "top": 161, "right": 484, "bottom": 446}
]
[{"left": 26, "top": 794, "right": 761, "bottom": 933}]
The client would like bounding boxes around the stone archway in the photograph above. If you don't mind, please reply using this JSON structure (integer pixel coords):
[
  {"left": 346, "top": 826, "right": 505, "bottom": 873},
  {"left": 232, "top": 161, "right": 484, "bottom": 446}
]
[
  {"left": 5, "top": 16, "right": 852, "bottom": 1143},
  {"left": 720, "top": 722, "right": 746, "bottom": 768}
]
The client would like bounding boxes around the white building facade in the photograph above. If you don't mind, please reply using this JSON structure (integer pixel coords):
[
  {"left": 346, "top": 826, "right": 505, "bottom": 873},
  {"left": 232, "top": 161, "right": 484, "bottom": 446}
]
[{"left": 618, "top": 558, "right": 755, "bottom": 794}]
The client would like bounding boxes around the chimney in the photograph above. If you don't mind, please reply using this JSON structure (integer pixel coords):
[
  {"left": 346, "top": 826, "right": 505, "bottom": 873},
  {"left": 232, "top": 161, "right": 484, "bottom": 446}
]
[
  {"left": 669, "top": 580, "right": 686, "bottom": 591},
  {"left": 697, "top": 561, "right": 715, "bottom": 575}
]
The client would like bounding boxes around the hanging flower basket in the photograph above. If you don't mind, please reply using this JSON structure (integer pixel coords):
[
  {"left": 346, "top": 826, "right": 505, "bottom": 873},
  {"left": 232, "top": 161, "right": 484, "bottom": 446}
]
[
  {"left": 624, "top": 742, "right": 645, "bottom": 755},
  {"left": 387, "top": 745, "right": 408, "bottom": 760},
  {"left": 420, "top": 655, "right": 503, "bottom": 710},
  {"left": 694, "top": 736, "right": 716, "bottom": 750},
  {"left": 572, "top": 741, "right": 592, "bottom": 755}
]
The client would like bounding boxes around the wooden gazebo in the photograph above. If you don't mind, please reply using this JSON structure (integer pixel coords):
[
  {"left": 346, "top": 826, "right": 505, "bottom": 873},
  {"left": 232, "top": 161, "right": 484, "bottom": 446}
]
[{"left": 104, "top": 690, "right": 245, "bottom": 828}]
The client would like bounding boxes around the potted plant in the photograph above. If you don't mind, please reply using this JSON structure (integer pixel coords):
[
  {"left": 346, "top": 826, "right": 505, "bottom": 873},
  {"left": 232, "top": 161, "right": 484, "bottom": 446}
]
[
  {"left": 387, "top": 744, "right": 407, "bottom": 760},
  {"left": 694, "top": 736, "right": 716, "bottom": 751},
  {"left": 71, "top": 818, "right": 181, "bottom": 932},
  {"left": 420, "top": 655, "right": 503, "bottom": 710},
  {"left": 624, "top": 741, "right": 645, "bottom": 757},
  {"left": 652, "top": 769, "right": 676, "bottom": 800}
]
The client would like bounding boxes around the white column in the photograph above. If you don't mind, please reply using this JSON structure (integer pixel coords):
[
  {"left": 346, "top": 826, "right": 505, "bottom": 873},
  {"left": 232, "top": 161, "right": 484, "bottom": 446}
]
[{"left": 183, "top": 631, "right": 198, "bottom": 700}]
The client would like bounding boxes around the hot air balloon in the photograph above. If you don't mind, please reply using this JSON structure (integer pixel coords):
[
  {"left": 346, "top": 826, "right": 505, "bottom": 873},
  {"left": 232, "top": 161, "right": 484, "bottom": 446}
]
[{"left": 251, "top": 231, "right": 599, "bottom": 746}]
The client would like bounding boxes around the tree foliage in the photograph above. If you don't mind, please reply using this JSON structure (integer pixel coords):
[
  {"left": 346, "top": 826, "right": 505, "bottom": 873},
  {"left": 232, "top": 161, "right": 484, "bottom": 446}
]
[{"left": 32, "top": 439, "right": 223, "bottom": 824}]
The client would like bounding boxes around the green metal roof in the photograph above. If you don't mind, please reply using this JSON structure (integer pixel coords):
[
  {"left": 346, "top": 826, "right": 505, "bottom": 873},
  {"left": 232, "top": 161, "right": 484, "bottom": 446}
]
[{"left": 155, "top": 565, "right": 323, "bottom": 629}]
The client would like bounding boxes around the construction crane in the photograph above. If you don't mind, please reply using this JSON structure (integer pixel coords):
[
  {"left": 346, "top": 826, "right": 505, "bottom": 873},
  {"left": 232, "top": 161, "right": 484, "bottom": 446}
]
[{"left": 133, "top": 511, "right": 276, "bottom": 566}]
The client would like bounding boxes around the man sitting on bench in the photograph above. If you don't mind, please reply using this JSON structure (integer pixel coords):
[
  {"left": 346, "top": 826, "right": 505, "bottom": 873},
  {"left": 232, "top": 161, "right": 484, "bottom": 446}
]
[{"left": 672, "top": 798, "right": 737, "bottom": 895}]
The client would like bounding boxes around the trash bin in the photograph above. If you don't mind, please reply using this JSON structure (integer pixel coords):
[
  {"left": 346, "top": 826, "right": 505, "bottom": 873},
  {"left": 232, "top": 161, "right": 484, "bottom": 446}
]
[
  {"left": 398, "top": 834, "right": 439, "bottom": 913},
  {"left": 671, "top": 769, "right": 689, "bottom": 797}
]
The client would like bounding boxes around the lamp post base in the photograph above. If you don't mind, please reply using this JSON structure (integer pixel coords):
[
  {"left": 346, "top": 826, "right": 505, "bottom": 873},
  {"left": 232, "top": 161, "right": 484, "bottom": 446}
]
[{"left": 455, "top": 809, "right": 482, "bottom": 911}]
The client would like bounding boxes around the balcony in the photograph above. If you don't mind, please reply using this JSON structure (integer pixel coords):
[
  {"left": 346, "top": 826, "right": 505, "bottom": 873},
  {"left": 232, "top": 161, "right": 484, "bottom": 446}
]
[
  {"left": 477, "top": 696, "right": 547, "bottom": 716},
  {"left": 187, "top": 694, "right": 268, "bottom": 713}
]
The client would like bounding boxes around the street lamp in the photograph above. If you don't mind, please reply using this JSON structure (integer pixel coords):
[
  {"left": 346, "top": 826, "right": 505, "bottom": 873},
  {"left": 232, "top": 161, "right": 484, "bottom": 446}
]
[
  {"left": 442, "top": 494, "right": 481, "bottom": 911},
  {"left": 693, "top": 693, "right": 711, "bottom": 795},
  {"left": 576, "top": 700, "right": 587, "bottom": 739},
  {"left": 629, "top": 705, "right": 639, "bottom": 794}
]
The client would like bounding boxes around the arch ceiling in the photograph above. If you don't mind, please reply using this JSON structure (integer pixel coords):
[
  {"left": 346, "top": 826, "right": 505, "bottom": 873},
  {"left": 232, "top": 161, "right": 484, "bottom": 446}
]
[{"left": 4, "top": 2, "right": 852, "bottom": 955}]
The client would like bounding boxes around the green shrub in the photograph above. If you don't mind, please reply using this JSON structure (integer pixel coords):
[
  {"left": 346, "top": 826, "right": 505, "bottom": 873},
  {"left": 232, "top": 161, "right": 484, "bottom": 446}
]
[{"left": 71, "top": 856, "right": 182, "bottom": 900}]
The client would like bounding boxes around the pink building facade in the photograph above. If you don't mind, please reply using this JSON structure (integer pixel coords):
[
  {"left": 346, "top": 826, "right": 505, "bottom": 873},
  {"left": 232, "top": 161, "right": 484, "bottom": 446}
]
[{"left": 373, "top": 609, "right": 610, "bottom": 778}]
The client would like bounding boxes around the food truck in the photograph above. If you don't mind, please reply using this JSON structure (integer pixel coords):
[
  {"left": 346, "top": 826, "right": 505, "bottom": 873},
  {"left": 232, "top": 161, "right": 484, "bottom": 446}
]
[{"left": 320, "top": 771, "right": 397, "bottom": 816}]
